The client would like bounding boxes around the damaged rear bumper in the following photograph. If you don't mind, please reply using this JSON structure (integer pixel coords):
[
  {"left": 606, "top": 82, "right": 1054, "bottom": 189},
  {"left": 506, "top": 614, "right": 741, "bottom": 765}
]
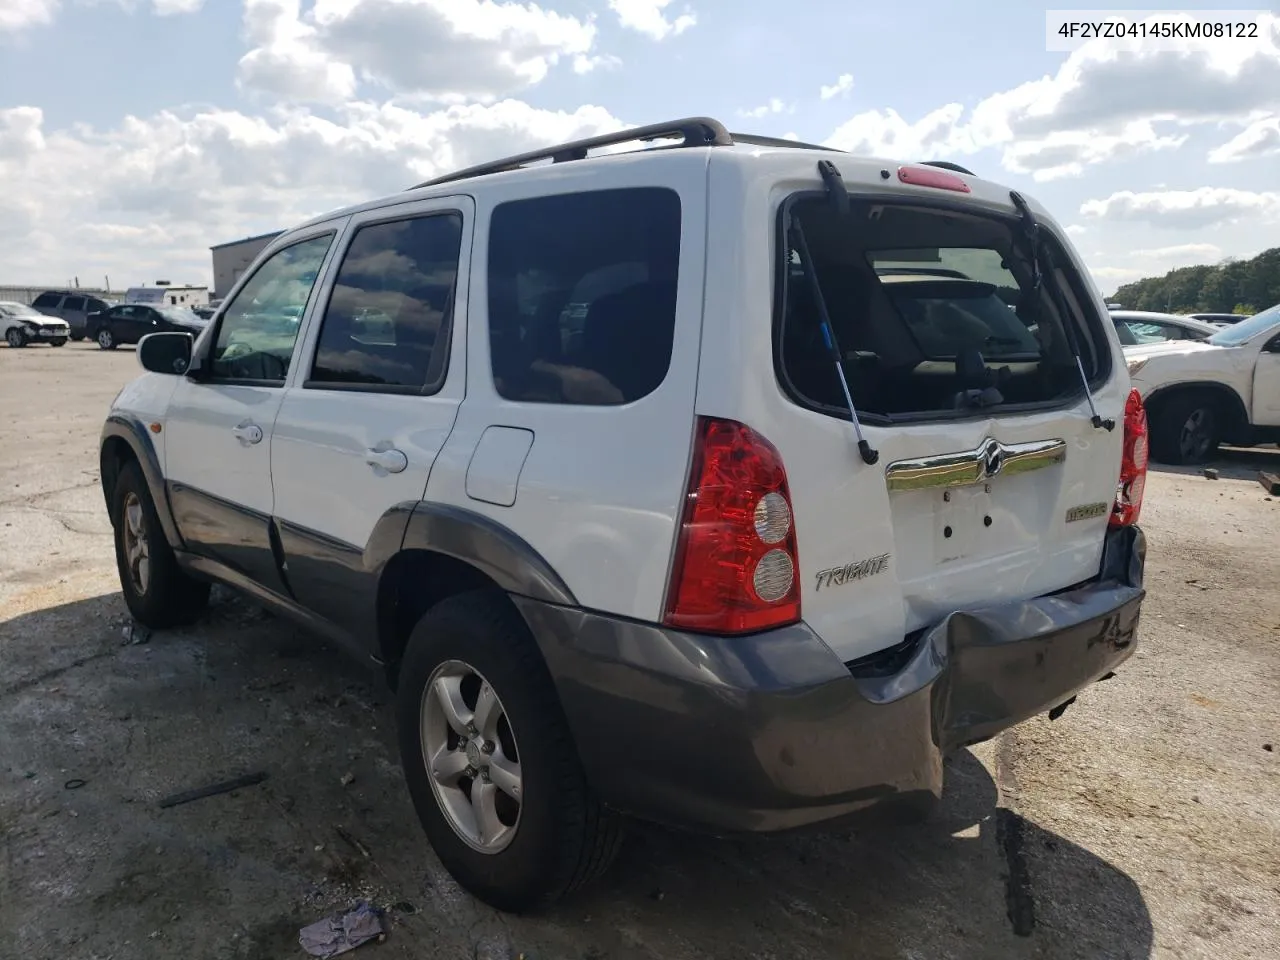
[{"left": 517, "top": 525, "right": 1146, "bottom": 834}]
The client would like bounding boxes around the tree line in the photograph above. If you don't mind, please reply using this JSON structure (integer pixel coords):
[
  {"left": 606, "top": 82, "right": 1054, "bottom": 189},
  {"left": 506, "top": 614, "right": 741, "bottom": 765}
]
[{"left": 1107, "top": 247, "right": 1280, "bottom": 316}]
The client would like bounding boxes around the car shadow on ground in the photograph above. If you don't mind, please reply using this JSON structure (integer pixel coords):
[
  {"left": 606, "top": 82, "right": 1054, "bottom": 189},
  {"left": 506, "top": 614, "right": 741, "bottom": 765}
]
[
  {"left": 1147, "top": 444, "right": 1280, "bottom": 482},
  {"left": 1, "top": 588, "right": 1154, "bottom": 960}
]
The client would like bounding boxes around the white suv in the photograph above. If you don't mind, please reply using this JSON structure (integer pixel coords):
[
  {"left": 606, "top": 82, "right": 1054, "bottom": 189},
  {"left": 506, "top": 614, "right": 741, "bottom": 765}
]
[
  {"left": 98, "top": 118, "right": 1148, "bottom": 912},
  {"left": 1123, "top": 303, "right": 1280, "bottom": 463}
]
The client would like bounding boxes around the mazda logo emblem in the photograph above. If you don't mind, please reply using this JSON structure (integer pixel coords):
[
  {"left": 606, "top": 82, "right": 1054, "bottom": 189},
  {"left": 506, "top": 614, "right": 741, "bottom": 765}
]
[{"left": 982, "top": 440, "right": 1003, "bottom": 478}]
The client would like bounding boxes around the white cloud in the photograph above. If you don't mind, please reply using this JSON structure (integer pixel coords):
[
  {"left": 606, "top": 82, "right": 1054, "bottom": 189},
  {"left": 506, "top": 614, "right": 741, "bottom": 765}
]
[
  {"left": 822, "top": 13, "right": 1280, "bottom": 178},
  {"left": 1208, "top": 116, "right": 1280, "bottom": 163},
  {"left": 237, "top": 0, "right": 598, "bottom": 103},
  {"left": 608, "top": 0, "right": 694, "bottom": 40},
  {"left": 1065, "top": 224, "right": 1087, "bottom": 236},
  {"left": 151, "top": 0, "right": 203, "bottom": 13},
  {"left": 820, "top": 74, "right": 853, "bottom": 100},
  {"left": 739, "top": 98, "right": 788, "bottom": 119},
  {"left": 0, "top": 99, "right": 627, "bottom": 285},
  {"left": 1080, "top": 188, "right": 1280, "bottom": 229},
  {"left": 0, "top": 0, "right": 59, "bottom": 30}
]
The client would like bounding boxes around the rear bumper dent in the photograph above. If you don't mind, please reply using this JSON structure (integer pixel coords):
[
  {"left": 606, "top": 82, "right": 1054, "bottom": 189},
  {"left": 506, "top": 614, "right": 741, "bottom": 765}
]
[{"left": 519, "top": 525, "right": 1145, "bottom": 834}]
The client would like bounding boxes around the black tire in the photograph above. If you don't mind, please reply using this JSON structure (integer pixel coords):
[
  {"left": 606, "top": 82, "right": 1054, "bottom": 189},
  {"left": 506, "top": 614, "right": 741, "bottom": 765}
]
[
  {"left": 111, "top": 460, "right": 210, "bottom": 628},
  {"left": 1150, "top": 393, "right": 1222, "bottom": 465},
  {"left": 97, "top": 327, "right": 117, "bottom": 350},
  {"left": 6, "top": 327, "right": 28, "bottom": 348},
  {"left": 396, "top": 591, "right": 623, "bottom": 912},
  {"left": 70, "top": 334, "right": 85, "bottom": 342},
  {"left": 50, "top": 338, "right": 67, "bottom": 347}
]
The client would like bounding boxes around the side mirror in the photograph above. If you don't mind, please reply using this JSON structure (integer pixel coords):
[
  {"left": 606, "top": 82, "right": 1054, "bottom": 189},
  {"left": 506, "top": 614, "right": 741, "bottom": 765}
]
[{"left": 138, "top": 331, "right": 193, "bottom": 376}]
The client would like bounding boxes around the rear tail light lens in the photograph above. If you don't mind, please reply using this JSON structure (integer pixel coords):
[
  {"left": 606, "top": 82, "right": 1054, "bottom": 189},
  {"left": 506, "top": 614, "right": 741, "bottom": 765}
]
[
  {"left": 1111, "top": 388, "right": 1148, "bottom": 527},
  {"left": 664, "top": 418, "right": 802, "bottom": 634}
]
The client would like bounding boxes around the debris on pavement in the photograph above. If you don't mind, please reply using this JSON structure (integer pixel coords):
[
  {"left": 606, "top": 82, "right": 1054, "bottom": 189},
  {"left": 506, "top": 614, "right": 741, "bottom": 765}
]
[
  {"left": 299, "top": 900, "right": 387, "bottom": 957},
  {"left": 1203, "top": 467, "right": 1219, "bottom": 480},
  {"left": 63, "top": 778, "right": 86, "bottom": 790},
  {"left": 340, "top": 772, "right": 355, "bottom": 787},
  {"left": 121, "top": 622, "right": 152, "bottom": 645},
  {"left": 334, "top": 824, "right": 371, "bottom": 859},
  {"left": 1258, "top": 471, "right": 1280, "bottom": 495},
  {"left": 157, "top": 771, "right": 268, "bottom": 808}
]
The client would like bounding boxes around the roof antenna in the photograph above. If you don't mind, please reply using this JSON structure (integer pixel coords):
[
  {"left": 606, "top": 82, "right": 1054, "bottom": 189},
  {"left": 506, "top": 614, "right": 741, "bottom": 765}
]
[
  {"left": 1009, "top": 191, "right": 1115, "bottom": 432},
  {"left": 789, "top": 213, "right": 879, "bottom": 465}
]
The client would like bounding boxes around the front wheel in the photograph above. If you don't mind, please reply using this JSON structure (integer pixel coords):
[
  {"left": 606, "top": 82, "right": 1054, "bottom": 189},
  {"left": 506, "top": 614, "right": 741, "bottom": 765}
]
[
  {"left": 6, "top": 327, "right": 27, "bottom": 348},
  {"left": 396, "top": 591, "right": 624, "bottom": 913},
  {"left": 97, "top": 327, "right": 117, "bottom": 350},
  {"left": 1151, "top": 394, "right": 1221, "bottom": 465},
  {"left": 50, "top": 338, "right": 67, "bottom": 347},
  {"left": 111, "top": 461, "right": 210, "bottom": 627}
]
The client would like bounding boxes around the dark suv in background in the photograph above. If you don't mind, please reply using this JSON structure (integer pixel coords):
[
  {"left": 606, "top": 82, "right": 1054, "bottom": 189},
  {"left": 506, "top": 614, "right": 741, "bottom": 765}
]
[
  {"left": 32, "top": 291, "right": 115, "bottom": 341},
  {"left": 90, "top": 303, "right": 208, "bottom": 349}
]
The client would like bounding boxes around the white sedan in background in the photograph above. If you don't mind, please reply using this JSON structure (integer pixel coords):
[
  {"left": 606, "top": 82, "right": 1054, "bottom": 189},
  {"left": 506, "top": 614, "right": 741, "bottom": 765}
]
[
  {"left": 1125, "top": 303, "right": 1280, "bottom": 464},
  {"left": 1, "top": 301, "right": 70, "bottom": 348}
]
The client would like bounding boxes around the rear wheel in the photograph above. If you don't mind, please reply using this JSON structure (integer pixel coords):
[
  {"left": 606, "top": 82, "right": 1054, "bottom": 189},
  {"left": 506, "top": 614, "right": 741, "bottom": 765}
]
[
  {"left": 396, "top": 591, "right": 623, "bottom": 912},
  {"left": 6, "top": 327, "right": 27, "bottom": 348},
  {"left": 111, "top": 461, "right": 210, "bottom": 627},
  {"left": 1150, "top": 393, "right": 1222, "bottom": 465},
  {"left": 97, "top": 327, "right": 117, "bottom": 350}
]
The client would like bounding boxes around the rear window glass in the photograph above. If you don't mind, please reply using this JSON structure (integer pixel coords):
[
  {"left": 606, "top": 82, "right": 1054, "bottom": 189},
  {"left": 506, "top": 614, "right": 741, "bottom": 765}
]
[
  {"left": 487, "top": 188, "right": 681, "bottom": 405},
  {"left": 777, "top": 198, "right": 1109, "bottom": 421}
]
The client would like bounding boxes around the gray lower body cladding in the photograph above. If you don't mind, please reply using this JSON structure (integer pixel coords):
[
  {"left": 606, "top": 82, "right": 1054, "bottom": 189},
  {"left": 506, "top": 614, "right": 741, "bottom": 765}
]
[{"left": 516, "top": 525, "right": 1145, "bottom": 835}]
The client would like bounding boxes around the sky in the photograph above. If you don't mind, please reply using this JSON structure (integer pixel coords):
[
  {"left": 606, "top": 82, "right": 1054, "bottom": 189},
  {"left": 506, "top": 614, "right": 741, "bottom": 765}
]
[{"left": 1, "top": 0, "right": 1278, "bottom": 297}]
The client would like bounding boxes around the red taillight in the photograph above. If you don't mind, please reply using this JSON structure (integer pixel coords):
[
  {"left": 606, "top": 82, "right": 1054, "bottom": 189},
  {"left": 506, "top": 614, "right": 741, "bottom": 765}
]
[
  {"left": 1111, "top": 388, "right": 1148, "bottom": 527},
  {"left": 664, "top": 417, "right": 801, "bottom": 635},
  {"left": 897, "top": 165, "right": 972, "bottom": 193}
]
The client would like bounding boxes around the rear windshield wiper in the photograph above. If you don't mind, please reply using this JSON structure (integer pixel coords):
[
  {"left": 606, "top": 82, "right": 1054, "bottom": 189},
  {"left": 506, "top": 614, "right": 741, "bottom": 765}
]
[
  {"left": 1009, "top": 191, "right": 1115, "bottom": 432},
  {"left": 789, "top": 160, "right": 879, "bottom": 465}
]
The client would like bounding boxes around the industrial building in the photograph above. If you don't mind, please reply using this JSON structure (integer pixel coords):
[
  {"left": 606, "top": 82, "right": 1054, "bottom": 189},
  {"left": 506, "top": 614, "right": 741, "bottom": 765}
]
[{"left": 210, "top": 230, "right": 283, "bottom": 299}]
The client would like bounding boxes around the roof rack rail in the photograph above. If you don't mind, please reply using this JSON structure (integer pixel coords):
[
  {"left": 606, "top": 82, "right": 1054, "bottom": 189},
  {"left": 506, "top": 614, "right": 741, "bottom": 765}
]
[
  {"left": 412, "top": 116, "right": 734, "bottom": 188},
  {"left": 728, "top": 133, "right": 842, "bottom": 153},
  {"left": 918, "top": 160, "right": 976, "bottom": 176}
]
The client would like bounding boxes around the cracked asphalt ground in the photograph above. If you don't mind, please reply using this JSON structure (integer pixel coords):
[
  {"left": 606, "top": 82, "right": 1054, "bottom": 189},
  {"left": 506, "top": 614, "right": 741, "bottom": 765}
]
[{"left": 2, "top": 342, "right": 1278, "bottom": 960}]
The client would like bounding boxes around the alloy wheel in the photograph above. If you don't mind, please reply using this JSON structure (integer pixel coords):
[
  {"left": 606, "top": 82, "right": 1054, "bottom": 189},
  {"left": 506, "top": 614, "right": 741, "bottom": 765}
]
[
  {"left": 420, "top": 659, "right": 523, "bottom": 854},
  {"left": 121, "top": 492, "right": 151, "bottom": 595},
  {"left": 1179, "top": 407, "right": 1215, "bottom": 462}
]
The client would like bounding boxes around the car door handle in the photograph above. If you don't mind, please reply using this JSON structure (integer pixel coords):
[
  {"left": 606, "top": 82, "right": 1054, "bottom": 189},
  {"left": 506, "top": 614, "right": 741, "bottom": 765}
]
[
  {"left": 232, "top": 422, "right": 263, "bottom": 445},
  {"left": 365, "top": 448, "right": 408, "bottom": 474}
]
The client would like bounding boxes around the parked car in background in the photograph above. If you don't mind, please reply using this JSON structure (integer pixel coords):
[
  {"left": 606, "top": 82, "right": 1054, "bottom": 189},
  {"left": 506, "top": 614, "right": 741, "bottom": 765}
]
[
  {"left": 1, "top": 300, "right": 70, "bottom": 347},
  {"left": 1186, "top": 312, "right": 1248, "bottom": 326},
  {"left": 1111, "top": 310, "right": 1220, "bottom": 347},
  {"left": 90, "top": 303, "right": 209, "bottom": 350},
  {"left": 1126, "top": 302, "right": 1280, "bottom": 463},
  {"left": 31, "top": 290, "right": 114, "bottom": 341}
]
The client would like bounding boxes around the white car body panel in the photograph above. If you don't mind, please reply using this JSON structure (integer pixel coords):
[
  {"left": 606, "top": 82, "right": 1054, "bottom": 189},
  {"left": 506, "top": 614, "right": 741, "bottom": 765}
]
[
  {"left": 269, "top": 196, "right": 473, "bottom": 555},
  {"left": 697, "top": 149, "right": 1128, "bottom": 660},
  {"left": 105, "top": 142, "right": 1134, "bottom": 664},
  {"left": 426, "top": 151, "right": 710, "bottom": 623}
]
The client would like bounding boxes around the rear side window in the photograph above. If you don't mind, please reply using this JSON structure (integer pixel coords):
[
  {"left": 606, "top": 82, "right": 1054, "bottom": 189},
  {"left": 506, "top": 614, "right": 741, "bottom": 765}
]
[
  {"left": 33, "top": 293, "right": 61, "bottom": 309},
  {"left": 777, "top": 197, "right": 1109, "bottom": 422},
  {"left": 487, "top": 188, "right": 681, "bottom": 405},
  {"left": 63, "top": 296, "right": 86, "bottom": 311},
  {"left": 309, "top": 213, "right": 462, "bottom": 392}
]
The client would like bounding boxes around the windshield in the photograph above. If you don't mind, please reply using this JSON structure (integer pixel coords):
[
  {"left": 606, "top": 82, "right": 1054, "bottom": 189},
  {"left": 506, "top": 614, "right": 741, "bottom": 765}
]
[
  {"left": 1207, "top": 303, "right": 1280, "bottom": 346},
  {"left": 0, "top": 303, "right": 43, "bottom": 318}
]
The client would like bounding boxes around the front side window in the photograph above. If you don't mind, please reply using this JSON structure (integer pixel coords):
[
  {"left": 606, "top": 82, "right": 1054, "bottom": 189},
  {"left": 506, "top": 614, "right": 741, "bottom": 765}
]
[
  {"left": 309, "top": 213, "right": 462, "bottom": 391},
  {"left": 488, "top": 187, "right": 681, "bottom": 405},
  {"left": 32, "top": 293, "right": 61, "bottom": 309},
  {"left": 209, "top": 234, "right": 333, "bottom": 382}
]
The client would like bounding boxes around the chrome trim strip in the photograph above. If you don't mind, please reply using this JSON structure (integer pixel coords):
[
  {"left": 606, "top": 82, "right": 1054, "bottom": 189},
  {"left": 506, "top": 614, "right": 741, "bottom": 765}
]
[{"left": 884, "top": 437, "right": 1067, "bottom": 492}]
